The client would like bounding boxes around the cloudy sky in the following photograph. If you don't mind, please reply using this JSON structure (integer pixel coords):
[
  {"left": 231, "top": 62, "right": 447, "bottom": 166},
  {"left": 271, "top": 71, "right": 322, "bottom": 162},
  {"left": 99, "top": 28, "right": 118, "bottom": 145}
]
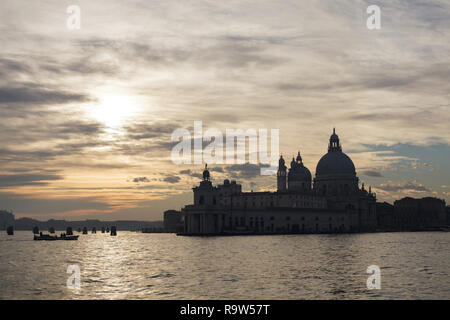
[{"left": 0, "top": 0, "right": 449, "bottom": 221}]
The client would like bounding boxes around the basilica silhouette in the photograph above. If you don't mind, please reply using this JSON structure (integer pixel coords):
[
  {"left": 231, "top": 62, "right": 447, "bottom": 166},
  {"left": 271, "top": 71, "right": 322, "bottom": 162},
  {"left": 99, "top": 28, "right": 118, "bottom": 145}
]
[{"left": 181, "top": 129, "right": 378, "bottom": 235}]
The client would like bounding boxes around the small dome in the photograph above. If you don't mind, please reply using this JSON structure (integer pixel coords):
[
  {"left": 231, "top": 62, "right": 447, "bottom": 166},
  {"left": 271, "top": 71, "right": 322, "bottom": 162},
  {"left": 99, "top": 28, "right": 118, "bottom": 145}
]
[
  {"left": 316, "top": 151, "right": 355, "bottom": 175},
  {"left": 288, "top": 164, "right": 311, "bottom": 182}
]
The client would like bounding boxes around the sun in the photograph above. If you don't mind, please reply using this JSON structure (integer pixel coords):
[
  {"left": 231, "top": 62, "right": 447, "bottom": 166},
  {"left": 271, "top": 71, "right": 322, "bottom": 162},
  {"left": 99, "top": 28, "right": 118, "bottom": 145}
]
[{"left": 90, "top": 94, "right": 142, "bottom": 128}]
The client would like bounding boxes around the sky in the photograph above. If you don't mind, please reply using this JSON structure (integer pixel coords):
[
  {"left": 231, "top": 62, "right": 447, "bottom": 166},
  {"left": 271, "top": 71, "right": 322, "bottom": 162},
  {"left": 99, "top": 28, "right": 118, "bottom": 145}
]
[{"left": 0, "top": 0, "right": 449, "bottom": 221}]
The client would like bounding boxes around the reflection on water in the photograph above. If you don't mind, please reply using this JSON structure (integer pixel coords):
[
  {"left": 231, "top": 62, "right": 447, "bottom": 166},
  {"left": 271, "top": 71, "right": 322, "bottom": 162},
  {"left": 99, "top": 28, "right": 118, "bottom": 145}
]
[{"left": 0, "top": 231, "right": 449, "bottom": 299}]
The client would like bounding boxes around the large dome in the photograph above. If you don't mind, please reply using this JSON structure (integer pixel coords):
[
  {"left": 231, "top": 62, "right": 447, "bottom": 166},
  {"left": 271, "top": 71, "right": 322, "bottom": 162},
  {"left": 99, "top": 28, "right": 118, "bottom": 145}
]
[
  {"left": 316, "top": 129, "right": 356, "bottom": 175},
  {"left": 316, "top": 151, "right": 355, "bottom": 175}
]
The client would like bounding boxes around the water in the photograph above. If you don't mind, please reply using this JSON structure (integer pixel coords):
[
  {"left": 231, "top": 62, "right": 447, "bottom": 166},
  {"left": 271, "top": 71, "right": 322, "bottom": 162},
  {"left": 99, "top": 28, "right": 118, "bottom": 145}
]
[{"left": 0, "top": 231, "right": 449, "bottom": 299}]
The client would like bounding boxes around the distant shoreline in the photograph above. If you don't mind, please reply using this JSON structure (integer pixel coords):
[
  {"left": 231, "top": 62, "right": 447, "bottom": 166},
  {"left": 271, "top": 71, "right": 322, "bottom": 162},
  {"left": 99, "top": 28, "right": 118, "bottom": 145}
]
[{"left": 5, "top": 217, "right": 163, "bottom": 231}]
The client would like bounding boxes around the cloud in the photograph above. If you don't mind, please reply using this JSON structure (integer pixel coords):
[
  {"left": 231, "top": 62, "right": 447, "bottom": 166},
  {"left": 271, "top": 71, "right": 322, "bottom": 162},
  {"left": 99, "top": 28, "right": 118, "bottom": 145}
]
[
  {"left": 0, "top": 125, "right": 105, "bottom": 162},
  {"left": 225, "top": 163, "right": 262, "bottom": 179},
  {"left": 132, "top": 177, "right": 150, "bottom": 183},
  {"left": 124, "top": 122, "right": 182, "bottom": 140},
  {"left": 163, "top": 176, "right": 181, "bottom": 184},
  {"left": 0, "top": 85, "right": 92, "bottom": 105},
  {"left": 376, "top": 181, "right": 430, "bottom": 192},
  {"left": 360, "top": 170, "right": 383, "bottom": 177},
  {"left": 0, "top": 174, "right": 63, "bottom": 187},
  {"left": 0, "top": 57, "right": 32, "bottom": 76},
  {"left": 77, "top": 37, "right": 287, "bottom": 72},
  {"left": 179, "top": 169, "right": 203, "bottom": 179}
]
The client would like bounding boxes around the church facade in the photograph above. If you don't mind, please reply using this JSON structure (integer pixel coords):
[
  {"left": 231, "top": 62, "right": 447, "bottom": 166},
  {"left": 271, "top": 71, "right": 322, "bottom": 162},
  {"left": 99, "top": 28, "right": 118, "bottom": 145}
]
[{"left": 181, "top": 129, "right": 378, "bottom": 235}]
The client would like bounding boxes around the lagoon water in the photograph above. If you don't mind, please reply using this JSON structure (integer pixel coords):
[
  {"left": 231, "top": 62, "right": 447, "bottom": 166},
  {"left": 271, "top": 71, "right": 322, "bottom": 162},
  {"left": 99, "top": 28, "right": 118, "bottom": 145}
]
[{"left": 0, "top": 231, "right": 449, "bottom": 299}]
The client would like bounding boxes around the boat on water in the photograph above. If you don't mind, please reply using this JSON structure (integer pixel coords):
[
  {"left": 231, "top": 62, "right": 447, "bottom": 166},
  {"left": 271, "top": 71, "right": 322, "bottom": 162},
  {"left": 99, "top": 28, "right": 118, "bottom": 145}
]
[
  {"left": 7, "top": 226, "right": 14, "bottom": 235},
  {"left": 33, "top": 233, "right": 79, "bottom": 241}
]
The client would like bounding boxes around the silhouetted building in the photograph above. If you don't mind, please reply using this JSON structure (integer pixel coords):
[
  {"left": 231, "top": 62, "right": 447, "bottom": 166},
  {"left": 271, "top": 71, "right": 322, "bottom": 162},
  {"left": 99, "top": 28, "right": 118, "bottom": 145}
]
[
  {"left": 163, "top": 210, "right": 183, "bottom": 232},
  {"left": 376, "top": 202, "right": 395, "bottom": 230},
  {"left": 181, "top": 129, "right": 377, "bottom": 235},
  {"left": 447, "top": 206, "right": 450, "bottom": 226},
  {"left": 376, "top": 197, "right": 447, "bottom": 231},
  {"left": 392, "top": 197, "right": 447, "bottom": 230},
  {"left": 0, "top": 210, "right": 14, "bottom": 230}
]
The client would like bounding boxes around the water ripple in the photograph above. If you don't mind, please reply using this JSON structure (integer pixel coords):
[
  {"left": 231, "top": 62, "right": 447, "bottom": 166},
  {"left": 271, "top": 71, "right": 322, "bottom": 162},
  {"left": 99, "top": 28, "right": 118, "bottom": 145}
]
[{"left": 0, "top": 231, "right": 449, "bottom": 299}]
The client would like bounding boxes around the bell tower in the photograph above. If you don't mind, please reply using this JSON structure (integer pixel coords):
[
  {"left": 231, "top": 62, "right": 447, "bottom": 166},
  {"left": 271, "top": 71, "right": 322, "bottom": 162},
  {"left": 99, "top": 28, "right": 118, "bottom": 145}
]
[{"left": 277, "top": 155, "right": 287, "bottom": 192}]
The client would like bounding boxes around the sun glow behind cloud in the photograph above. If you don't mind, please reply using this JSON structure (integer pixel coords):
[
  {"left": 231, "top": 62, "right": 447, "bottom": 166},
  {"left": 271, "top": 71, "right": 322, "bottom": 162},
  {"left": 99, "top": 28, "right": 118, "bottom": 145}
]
[{"left": 89, "top": 93, "right": 144, "bottom": 129}]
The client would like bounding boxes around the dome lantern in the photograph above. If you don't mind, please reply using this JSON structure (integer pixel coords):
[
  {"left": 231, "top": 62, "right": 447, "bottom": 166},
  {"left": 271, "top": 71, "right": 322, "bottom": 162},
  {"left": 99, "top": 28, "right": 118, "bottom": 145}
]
[
  {"left": 202, "top": 164, "right": 210, "bottom": 181},
  {"left": 279, "top": 155, "right": 286, "bottom": 169},
  {"left": 290, "top": 157, "right": 296, "bottom": 168},
  {"left": 296, "top": 151, "right": 303, "bottom": 164},
  {"left": 328, "top": 128, "right": 342, "bottom": 152}
]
